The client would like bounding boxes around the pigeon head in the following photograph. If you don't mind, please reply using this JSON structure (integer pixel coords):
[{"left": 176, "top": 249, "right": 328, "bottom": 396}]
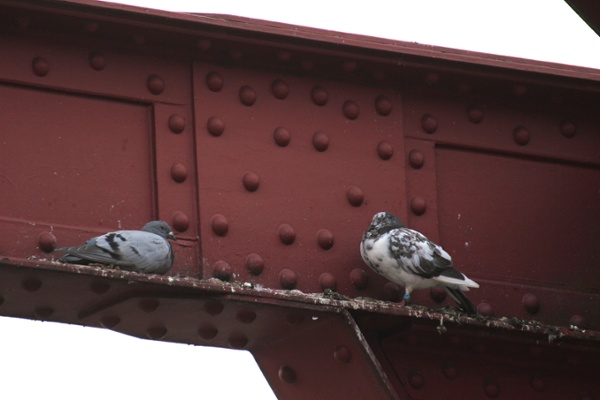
[
  {"left": 370, "top": 212, "right": 405, "bottom": 231},
  {"left": 142, "top": 221, "right": 177, "bottom": 240}
]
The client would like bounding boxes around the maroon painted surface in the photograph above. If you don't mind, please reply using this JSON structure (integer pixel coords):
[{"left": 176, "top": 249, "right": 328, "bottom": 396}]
[{"left": 0, "top": 0, "right": 598, "bottom": 398}]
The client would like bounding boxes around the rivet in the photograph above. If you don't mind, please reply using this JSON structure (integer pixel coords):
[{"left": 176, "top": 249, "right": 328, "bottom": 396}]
[
  {"left": 349, "top": 268, "right": 368, "bottom": 290},
  {"left": 319, "top": 273, "right": 337, "bottom": 291},
  {"left": 88, "top": 52, "right": 106, "bottom": 71},
  {"left": 408, "top": 149, "right": 425, "bottom": 169},
  {"left": 146, "top": 326, "right": 167, "bottom": 340},
  {"left": 37, "top": 232, "right": 56, "bottom": 252},
  {"left": 449, "top": 335, "right": 461, "bottom": 347},
  {"left": 285, "top": 313, "right": 304, "bottom": 326},
  {"left": 560, "top": 120, "right": 576, "bottom": 138},
  {"left": 277, "top": 51, "right": 292, "bottom": 62},
  {"left": 279, "top": 269, "right": 298, "bottom": 289},
  {"left": 458, "top": 82, "right": 472, "bottom": 93},
  {"left": 513, "top": 126, "right": 530, "bottom": 146},
  {"left": 312, "top": 131, "right": 329, "bottom": 152},
  {"left": 228, "top": 335, "right": 248, "bottom": 349},
  {"left": 236, "top": 309, "right": 257, "bottom": 324},
  {"left": 569, "top": 314, "right": 587, "bottom": 329},
  {"left": 484, "top": 379, "right": 500, "bottom": 398},
  {"left": 372, "top": 70, "right": 386, "bottom": 81},
  {"left": 170, "top": 162, "right": 188, "bottom": 183},
  {"left": 211, "top": 214, "right": 229, "bottom": 236},
  {"left": 278, "top": 224, "right": 296, "bottom": 245},
  {"left": 196, "top": 38, "right": 212, "bottom": 51},
  {"left": 83, "top": 21, "right": 99, "bottom": 33},
  {"left": 90, "top": 281, "right": 110, "bottom": 295},
  {"left": 311, "top": 86, "right": 328, "bottom": 106},
  {"left": 334, "top": 345, "right": 352, "bottom": 363},
  {"left": 522, "top": 293, "right": 540, "bottom": 314},
  {"left": 207, "top": 116, "right": 225, "bottom": 137},
  {"left": 147, "top": 74, "right": 164, "bottom": 95},
  {"left": 442, "top": 363, "right": 459, "bottom": 380},
  {"left": 100, "top": 316, "right": 120, "bottom": 328},
  {"left": 34, "top": 307, "right": 54, "bottom": 320},
  {"left": 421, "top": 114, "right": 438, "bottom": 133},
  {"left": 32, "top": 57, "right": 49, "bottom": 77},
  {"left": 316, "top": 229, "right": 334, "bottom": 250},
  {"left": 430, "top": 287, "right": 447, "bottom": 303},
  {"left": 132, "top": 34, "right": 146, "bottom": 45},
  {"left": 375, "top": 95, "right": 392, "bottom": 116},
  {"left": 467, "top": 105, "right": 484, "bottom": 123},
  {"left": 529, "top": 345, "right": 543, "bottom": 358},
  {"left": 343, "top": 100, "right": 359, "bottom": 120},
  {"left": 229, "top": 49, "right": 243, "bottom": 61},
  {"left": 377, "top": 141, "right": 394, "bottom": 160},
  {"left": 204, "top": 300, "right": 224, "bottom": 316},
  {"left": 425, "top": 72, "right": 440, "bottom": 85},
  {"left": 171, "top": 211, "right": 189, "bottom": 232},
  {"left": 530, "top": 374, "right": 545, "bottom": 392},
  {"left": 168, "top": 114, "right": 186, "bottom": 133},
  {"left": 271, "top": 79, "right": 289, "bottom": 100},
  {"left": 242, "top": 171, "right": 260, "bottom": 192},
  {"left": 197, "top": 325, "right": 218, "bottom": 340},
  {"left": 206, "top": 71, "right": 224, "bottom": 92},
  {"left": 341, "top": 60, "right": 358, "bottom": 72},
  {"left": 346, "top": 185, "right": 364, "bottom": 207},
  {"left": 138, "top": 298, "right": 160, "bottom": 313},
  {"left": 568, "top": 355, "right": 581, "bottom": 366},
  {"left": 22, "top": 278, "right": 42, "bottom": 292},
  {"left": 408, "top": 369, "right": 425, "bottom": 389},
  {"left": 477, "top": 302, "right": 493, "bottom": 316},
  {"left": 273, "top": 127, "right": 291, "bottom": 147},
  {"left": 15, "top": 16, "right": 30, "bottom": 29},
  {"left": 383, "top": 282, "right": 401, "bottom": 302},
  {"left": 239, "top": 85, "right": 256, "bottom": 106},
  {"left": 514, "top": 84, "right": 528, "bottom": 96},
  {"left": 301, "top": 60, "right": 315, "bottom": 70},
  {"left": 410, "top": 196, "right": 427, "bottom": 216},
  {"left": 245, "top": 253, "right": 264, "bottom": 276},
  {"left": 278, "top": 365, "right": 297, "bottom": 384},
  {"left": 213, "top": 260, "right": 233, "bottom": 281}
]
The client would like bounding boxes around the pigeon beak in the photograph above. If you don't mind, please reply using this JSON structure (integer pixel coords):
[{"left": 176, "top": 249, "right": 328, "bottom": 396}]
[{"left": 167, "top": 232, "right": 177, "bottom": 241}]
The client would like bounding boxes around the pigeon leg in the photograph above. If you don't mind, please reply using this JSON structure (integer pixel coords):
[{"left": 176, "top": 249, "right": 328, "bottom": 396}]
[{"left": 398, "top": 290, "right": 411, "bottom": 307}]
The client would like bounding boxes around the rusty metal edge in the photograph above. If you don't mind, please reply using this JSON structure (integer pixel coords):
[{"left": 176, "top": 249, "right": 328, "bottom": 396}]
[
  {"left": 3, "top": 0, "right": 600, "bottom": 84},
  {"left": 5, "top": 256, "right": 599, "bottom": 345}
]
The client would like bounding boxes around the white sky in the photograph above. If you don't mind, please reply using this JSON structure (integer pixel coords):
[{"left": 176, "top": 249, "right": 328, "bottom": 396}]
[{"left": 3, "top": 1, "right": 598, "bottom": 399}]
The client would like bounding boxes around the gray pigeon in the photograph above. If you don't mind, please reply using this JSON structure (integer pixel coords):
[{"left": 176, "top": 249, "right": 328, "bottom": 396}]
[
  {"left": 56, "top": 221, "right": 176, "bottom": 274},
  {"left": 361, "top": 212, "right": 479, "bottom": 314}
]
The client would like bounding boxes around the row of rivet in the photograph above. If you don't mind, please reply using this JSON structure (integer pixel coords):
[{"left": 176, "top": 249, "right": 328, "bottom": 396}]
[
  {"left": 408, "top": 368, "right": 591, "bottom": 398},
  {"left": 212, "top": 215, "right": 340, "bottom": 245},
  {"left": 164, "top": 109, "right": 191, "bottom": 232},
  {"left": 431, "top": 287, "right": 588, "bottom": 328},
  {"left": 205, "top": 71, "right": 393, "bottom": 117},
  {"left": 30, "top": 55, "right": 166, "bottom": 96},
  {"left": 421, "top": 112, "right": 577, "bottom": 141},
  {"left": 278, "top": 345, "right": 352, "bottom": 384},
  {"left": 212, "top": 252, "right": 369, "bottom": 291},
  {"left": 207, "top": 119, "right": 394, "bottom": 161}
]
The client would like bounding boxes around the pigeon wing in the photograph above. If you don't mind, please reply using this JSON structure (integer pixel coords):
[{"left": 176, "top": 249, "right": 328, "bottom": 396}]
[
  {"left": 59, "top": 230, "right": 170, "bottom": 271},
  {"left": 389, "top": 228, "right": 453, "bottom": 278}
]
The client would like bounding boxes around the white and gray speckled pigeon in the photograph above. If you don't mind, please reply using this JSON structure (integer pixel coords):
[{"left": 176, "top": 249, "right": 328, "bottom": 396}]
[
  {"left": 56, "top": 221, "right": 176, "bottom": 274},
  {"left": 360, "top": 212, "right": 479, "bottom": 314}
]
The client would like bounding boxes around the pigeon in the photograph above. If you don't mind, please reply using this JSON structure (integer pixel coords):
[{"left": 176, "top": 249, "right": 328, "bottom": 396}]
[
  {"left": 360, "top": 212, "right": 479, "bottom": 314},
  {"left": 56, "top": 221, "right": 176, "bottom": 275}
]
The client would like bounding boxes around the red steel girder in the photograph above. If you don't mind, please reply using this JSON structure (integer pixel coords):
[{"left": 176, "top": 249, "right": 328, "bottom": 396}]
[{"left": 0, "top": 0, "right": 599, "bottom": 398}]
